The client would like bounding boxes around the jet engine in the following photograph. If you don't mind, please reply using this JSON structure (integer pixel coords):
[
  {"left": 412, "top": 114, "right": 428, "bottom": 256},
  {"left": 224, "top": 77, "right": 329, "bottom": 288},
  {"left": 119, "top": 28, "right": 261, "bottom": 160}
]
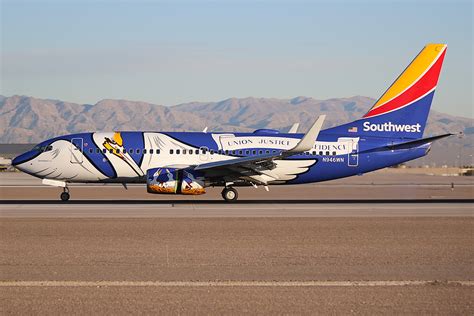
[{"left": 146, "top": 167, "right": 206, "bottom": 195}]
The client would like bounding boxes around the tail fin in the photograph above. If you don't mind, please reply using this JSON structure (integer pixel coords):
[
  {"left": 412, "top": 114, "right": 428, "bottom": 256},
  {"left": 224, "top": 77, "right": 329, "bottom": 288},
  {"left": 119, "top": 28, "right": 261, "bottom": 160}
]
[{"left": 327, "top": 43, "right": 447, "bottom": 139}]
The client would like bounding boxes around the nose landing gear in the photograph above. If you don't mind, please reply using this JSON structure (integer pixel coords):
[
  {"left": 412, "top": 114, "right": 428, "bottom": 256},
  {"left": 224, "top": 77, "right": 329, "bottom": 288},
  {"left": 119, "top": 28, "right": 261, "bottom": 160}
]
[
  {"left": 221, "top": 187, "right": 238, "bottom": 202},
  {"left": 60, "top": 187, "right": 70, "bottom": 201}
]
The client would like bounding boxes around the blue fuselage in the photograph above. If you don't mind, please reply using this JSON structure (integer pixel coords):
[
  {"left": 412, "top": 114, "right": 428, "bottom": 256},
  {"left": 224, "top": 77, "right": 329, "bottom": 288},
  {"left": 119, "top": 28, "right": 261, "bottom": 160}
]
[{"left": 12, "top": 129, "right": 430, "bottom": 186}]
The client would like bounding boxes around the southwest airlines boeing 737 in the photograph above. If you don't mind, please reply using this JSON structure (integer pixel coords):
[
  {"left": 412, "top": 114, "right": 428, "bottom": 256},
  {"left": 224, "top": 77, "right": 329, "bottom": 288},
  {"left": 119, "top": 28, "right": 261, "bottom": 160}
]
[{"left": 12, "top": 44, "right": 450, "bottom": 202}]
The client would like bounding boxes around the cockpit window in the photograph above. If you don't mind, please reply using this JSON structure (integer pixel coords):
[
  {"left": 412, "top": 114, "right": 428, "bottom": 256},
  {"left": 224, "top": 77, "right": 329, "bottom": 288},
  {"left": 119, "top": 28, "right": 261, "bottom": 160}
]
[{"left": 33, "top": 145, "right": 53, "bottom": 152}]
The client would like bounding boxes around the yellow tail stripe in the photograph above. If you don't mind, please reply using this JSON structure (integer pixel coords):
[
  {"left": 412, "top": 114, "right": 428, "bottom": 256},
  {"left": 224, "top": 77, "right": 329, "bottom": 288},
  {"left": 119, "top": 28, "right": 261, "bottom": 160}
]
[{"left": 372, "top": 43, "right": 446, "bottom": 109}]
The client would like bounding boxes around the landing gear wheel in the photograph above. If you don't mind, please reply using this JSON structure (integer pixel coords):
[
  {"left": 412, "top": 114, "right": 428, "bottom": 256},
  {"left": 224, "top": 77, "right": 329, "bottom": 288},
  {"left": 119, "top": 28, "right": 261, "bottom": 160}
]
[
  {"left": 60, "top": 192, "right": 70, "bottom": 201},
  {"left": 222, "top": 187, "right": 238, "bottom": 202},
  {"left": 60, "top": 187, "right": 70, "bottom": 201}
]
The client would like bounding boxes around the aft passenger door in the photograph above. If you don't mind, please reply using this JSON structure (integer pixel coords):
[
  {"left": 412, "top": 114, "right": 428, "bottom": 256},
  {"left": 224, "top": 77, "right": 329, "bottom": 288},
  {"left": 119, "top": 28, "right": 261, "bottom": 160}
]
[
  {"left": 348, "top": 140, "right": 358, "bottom": 167},
  {"left": 70, "top": 138, "right": 84, "bottom": 164}
]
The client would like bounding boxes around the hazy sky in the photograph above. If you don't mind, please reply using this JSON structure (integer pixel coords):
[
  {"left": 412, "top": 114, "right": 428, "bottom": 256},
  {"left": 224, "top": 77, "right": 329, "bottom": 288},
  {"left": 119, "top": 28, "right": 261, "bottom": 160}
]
[{"left": 1, "top": 0, "right": 473, "bottom": 117}]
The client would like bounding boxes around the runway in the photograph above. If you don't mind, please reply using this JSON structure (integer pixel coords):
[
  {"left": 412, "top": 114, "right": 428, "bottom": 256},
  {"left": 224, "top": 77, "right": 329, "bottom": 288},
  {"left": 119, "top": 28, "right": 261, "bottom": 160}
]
[
  {"left": 1, "top": 172, "right": 473, "bottom": 314},
  {"left": 1, "top": 171, "right": 473, "bottom": 201},
  {"left": 2, "top": 217, "right": 473, "bottom": 314},
  {"left": 1, "top": 201, "right": 473, "bottom": 217}
]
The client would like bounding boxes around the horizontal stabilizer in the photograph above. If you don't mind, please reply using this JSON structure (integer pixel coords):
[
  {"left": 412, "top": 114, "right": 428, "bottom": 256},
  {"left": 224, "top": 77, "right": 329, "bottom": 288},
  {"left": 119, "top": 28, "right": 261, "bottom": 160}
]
[{"left": 386, "top": 133, "right": 452, "bottom": 150}]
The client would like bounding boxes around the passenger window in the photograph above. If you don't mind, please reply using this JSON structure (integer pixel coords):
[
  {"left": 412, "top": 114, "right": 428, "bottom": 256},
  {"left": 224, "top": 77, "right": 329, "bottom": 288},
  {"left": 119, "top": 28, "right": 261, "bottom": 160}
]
[
  {"left": 210, "top": 150, "right": 215, "bottom": 155},
  {"left": 332, "top": 151, "right": 337, "bottom": 156},
  {"left": 109, "top": 149, "right": 113, "bottom": 153},
  {"left": 89, "top": 148, "right": 93, "bottom": 154},
  {"left": 189, "top": 150, "right": 193, "bottom": 155},
  {"left": 170, "top": 149, "right": 174, "bottom": 154},
  {"left": 239, "top": 150, "right": 243, "bottom": 155},
  {"left": 325, "top": 151, "right": 329, "bottom": 155},
  {"left": 265, "top": 150, "right": 270, "bottom": 154},
  {"left": 258, "top": 150, "right": 263, "bottom": 155},
  {"left": 246, "top": 150, "right": 250, "bottom": 155},
  {"left": 252, "top": 150, "right": 256, "bottom": 155},
  {"left": 143, "top": 149, "right": 147, "bottom": 154},
  {"left": 272, "top": 150, "right": 276, "bottom": 154},
  {"left": 312, "top": 151, "right": 316, "bottom": 155},
  {"left": 102, "top": 149, "right": 107, "bottom": 154},
  {"left": 224, "top": 150, "right": 228, "bottom": 155},
  {"left": 201, "top": 149, "right": 207, "bottom": 154},
  {"left": 136, "top": 149, "right": 141, "bottom": 154},
  {"left": 195, "top": 149, "right": 199, "bottom": 154},
  {"left": 156, "top": 149, "right": 160, "bottom": 154},
  {"left": 176, "top": 149, "right": 180, "bottom": 154},
  {"left": 183, "top": 149, "right": 187, "bottom": 154},
  {"left": 319, "top": 151, "right": 323, "bottom": 155},
  {"left": 150, "top": 149, "right": 154, "bottom": 154},
  {"left": 116, "top": 149, "right": 120, "bottom": 154},
  {"left": 129, "top": 149, "right": 134, "bottom": 153},
  {"left": 96, "top": 148, "right": 100, "bottom": 154}
]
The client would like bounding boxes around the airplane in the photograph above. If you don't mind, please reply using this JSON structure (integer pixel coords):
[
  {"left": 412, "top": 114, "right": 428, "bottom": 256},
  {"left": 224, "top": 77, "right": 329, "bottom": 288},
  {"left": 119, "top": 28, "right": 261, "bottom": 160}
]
[{"left": 12, "top": 43, "right": 450, "bottom": 202}]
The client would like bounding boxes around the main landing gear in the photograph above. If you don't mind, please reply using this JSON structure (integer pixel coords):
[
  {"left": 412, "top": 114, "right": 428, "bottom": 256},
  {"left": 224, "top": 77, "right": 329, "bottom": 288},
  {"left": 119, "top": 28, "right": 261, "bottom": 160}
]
[
  {"left": 221, "top": 187, "right": 238, "bottom": 202},
  {"left": 60, "top": 187, "right": 70, "bottom": 201}
]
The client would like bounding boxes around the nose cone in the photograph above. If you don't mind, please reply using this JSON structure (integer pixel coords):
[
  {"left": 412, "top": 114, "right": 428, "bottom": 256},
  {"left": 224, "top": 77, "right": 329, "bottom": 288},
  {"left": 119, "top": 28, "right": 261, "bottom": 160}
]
[
  {"left": 11, "top": 155, "right": 22, "bottom": 167},
  {"left": 12, "top": 151, "right": 38, "bottom": 172}
]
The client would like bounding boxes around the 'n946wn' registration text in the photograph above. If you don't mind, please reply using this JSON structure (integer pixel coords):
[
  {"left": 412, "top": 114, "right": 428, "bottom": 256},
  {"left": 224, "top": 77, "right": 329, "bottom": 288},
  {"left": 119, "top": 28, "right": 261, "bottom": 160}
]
[{"left": 322, "top": 157, "right": 345, "bottom": 163}]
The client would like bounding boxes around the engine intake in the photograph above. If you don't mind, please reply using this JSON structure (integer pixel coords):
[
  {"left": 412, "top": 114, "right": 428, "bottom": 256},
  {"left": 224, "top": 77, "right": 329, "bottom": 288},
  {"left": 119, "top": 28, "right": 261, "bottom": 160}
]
[{"left": 146, "top": 168, "right": 206, "bottom": 195}]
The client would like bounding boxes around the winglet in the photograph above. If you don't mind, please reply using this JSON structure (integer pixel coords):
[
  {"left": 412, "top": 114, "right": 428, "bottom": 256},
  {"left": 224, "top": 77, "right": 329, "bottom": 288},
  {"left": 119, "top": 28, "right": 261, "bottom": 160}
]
[
  {"left": 202, "top": 127, "right": 208, "bottom": 133},
  {"left": 288, "top": 123, "right": 300, "bottom": 133},
  {"left": 289, "top": 115, "right": 326, "bottom": 153}
]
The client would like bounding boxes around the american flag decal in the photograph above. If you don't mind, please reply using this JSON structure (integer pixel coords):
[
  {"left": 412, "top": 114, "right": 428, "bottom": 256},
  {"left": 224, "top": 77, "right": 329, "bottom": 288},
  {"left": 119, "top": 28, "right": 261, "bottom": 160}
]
[{"left": 348, "top": 127, "right": 358, "bottom": 133}]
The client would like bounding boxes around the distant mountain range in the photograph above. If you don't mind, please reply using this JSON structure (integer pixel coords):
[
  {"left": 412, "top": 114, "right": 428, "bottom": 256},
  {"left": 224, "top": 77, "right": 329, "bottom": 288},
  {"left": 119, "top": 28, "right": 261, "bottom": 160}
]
[{"left": 1, "top": 95, "right": 472, "bottom": 166}]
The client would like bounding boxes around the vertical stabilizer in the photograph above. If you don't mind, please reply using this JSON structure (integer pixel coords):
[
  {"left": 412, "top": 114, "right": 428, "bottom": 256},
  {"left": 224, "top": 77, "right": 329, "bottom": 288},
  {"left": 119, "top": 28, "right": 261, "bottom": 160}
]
[{"left": 326, "top": 44, "right": 447, "bottom": 139}]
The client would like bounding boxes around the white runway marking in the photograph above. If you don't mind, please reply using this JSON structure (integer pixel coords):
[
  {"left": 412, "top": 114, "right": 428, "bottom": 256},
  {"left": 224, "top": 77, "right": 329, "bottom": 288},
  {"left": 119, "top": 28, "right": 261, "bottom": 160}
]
[
  {"left": 1, "top": 203, "right": 473, "bottom": 217},
  {"left": 1, "top": 280, "right": 472, "bottom": 287}
]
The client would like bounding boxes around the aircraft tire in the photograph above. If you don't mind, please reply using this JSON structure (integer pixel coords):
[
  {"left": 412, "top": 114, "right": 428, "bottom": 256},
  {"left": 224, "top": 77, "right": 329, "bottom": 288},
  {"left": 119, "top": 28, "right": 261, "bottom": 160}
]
[
  {"left": 222, "top": 187, "right": 238, "bottom": 202},
  {"left": 60, "top": 191, "right": 70, "bottom": 201}
]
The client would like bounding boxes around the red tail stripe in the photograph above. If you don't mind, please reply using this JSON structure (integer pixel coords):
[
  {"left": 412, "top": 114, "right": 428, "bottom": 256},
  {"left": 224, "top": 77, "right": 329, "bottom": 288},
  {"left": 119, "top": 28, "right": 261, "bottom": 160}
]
[{"left": 364, "top": 50, "right": 446, "bottom": 118}]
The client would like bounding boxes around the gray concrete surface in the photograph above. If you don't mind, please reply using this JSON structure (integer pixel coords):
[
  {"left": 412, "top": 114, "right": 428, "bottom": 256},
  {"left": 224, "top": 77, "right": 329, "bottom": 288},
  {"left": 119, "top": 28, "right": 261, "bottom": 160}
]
[
  {"left": 1, "top": 217, "right": 473, "bottom": 314},
  {"left": 1, "top": 171, "right": 473, "bottom": 314},
  {"left": 2, "top": 286, "right": 472, "bottom": 315}
]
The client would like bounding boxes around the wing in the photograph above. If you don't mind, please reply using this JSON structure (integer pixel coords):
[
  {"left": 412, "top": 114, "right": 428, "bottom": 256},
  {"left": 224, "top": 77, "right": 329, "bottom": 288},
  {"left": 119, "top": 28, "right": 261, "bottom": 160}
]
[{"left": 193, "top": 115, "right": 326, "bottom": 184}]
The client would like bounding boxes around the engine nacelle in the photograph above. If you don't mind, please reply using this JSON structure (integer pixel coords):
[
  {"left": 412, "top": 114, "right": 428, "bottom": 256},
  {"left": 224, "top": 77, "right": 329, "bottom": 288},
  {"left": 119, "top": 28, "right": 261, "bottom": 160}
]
[{"left": 146, "top": 168, "right": 206, "bottom": 195}]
